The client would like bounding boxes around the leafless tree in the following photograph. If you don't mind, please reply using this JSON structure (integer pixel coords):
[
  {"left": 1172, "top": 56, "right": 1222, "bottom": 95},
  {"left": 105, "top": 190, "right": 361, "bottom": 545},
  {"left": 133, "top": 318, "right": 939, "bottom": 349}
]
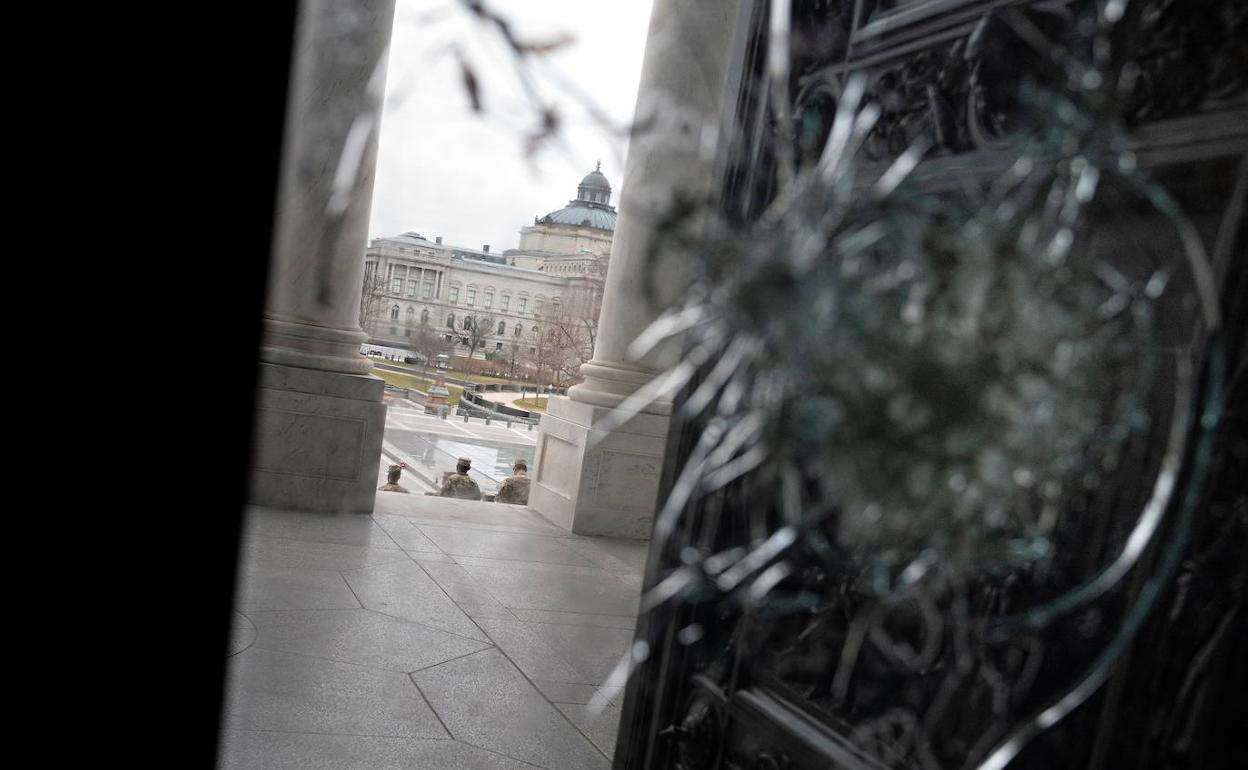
[
  {"left": 522, "top": 324, "right": 571, "bottom": 392},
  {"left": 544, "top": 256, "right": 606, "bottom": 385},
  {"left": 407, "top": 323, "right": 452, "bottom": 379},
  {"left": 461, "top": 312, "right": 498, "bottom": 360},
  {"left": 502, "top": 341, "right": 522, "bottom": 382}
]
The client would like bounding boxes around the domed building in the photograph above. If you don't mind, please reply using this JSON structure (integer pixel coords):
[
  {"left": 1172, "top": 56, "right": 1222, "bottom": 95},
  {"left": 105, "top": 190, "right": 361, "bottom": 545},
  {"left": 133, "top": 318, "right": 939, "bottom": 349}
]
[
  {"left": 506, "top": 162, "right": 616, "bottom": 275},
  {"left": 360, "top": 165, "right": 613, "bottom": 371}
]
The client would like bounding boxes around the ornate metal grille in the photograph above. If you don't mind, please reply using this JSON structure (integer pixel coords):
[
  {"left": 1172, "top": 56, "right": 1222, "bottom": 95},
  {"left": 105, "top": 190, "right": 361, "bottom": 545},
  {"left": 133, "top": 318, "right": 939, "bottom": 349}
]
[{"left": 615, "top": 2, "right": 1247, "bottom": 769}]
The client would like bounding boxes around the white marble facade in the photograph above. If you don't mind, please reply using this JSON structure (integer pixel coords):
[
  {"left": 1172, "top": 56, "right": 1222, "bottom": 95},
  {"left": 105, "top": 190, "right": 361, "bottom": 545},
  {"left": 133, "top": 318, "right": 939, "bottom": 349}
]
[
  {"left": 363, "top": 168, "right": 615, "bottom": 362},
  {"left": 511, "top": 222, "right": 612, "bottom": 270},
  {"left": 364, "top": 233, "right": 569, "bottom": 358}
]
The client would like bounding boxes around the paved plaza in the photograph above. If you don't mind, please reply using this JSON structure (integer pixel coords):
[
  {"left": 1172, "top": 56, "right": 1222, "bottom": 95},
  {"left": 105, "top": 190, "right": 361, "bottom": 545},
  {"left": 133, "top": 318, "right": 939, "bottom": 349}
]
[
  {"left": 382, "top": 394, "right": 537, "bottom": 496},
  {"left": 219, "top": 455, "right": 649, "bottom": 769}
]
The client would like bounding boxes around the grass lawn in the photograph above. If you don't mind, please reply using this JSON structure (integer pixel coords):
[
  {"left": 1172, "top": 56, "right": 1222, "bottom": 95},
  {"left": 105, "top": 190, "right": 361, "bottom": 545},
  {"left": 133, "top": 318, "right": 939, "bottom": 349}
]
[
  {"left": 373, "top": 368, "right": 461, "bottom": 405},
  {"left": 374, "top": 358, "right": 512, "bottom": 385},
  {"left": 514, "top": 397, "right": 549, "bottom": 412}
]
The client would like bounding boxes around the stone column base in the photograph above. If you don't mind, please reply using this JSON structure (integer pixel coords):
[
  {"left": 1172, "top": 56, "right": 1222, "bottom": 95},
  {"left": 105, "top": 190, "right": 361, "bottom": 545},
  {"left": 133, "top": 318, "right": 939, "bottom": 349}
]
[
  {"left": 248, "top": 361, "right": 387, "bottom": 514},
  {"left": 529, "top": 396, "right": 670, "bottom": 539}
]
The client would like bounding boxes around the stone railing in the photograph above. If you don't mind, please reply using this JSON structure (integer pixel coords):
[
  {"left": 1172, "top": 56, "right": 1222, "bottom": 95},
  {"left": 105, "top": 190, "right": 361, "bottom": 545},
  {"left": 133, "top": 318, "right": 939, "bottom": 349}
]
[
  {"left": 382, "top": 383, "right": 426, "bottom": 404},
  {"left": 457, "top": 390, "right": 542, "bottom": 425},
  {"left": 468, "top": 382, "right": 567, "bottom": 397}
]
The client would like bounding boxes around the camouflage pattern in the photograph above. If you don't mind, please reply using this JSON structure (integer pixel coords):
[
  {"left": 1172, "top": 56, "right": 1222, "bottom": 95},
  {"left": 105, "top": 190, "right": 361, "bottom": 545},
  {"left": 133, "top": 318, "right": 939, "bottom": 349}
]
[
  {"left": 495, "top": 475, "right": 531, "bottom": 505},
  {"left": 380, "top": 463, "right": 409, "bottom": 492},
  {"left": 439, "top": 472, "right": 482, "bottom": 500}
]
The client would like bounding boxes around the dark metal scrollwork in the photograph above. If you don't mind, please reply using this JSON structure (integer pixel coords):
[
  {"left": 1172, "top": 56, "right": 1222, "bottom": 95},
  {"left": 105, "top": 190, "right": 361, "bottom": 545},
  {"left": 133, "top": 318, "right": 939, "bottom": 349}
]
[
  {"left": 664, "top": 688, "right": 726, "bottom": 770},
  {"left": 628, "top": 2, "right": 1248, "bottom": 769},
  {"left": 859, "top": 3, "right": 1080, "bottom": 159},
  {"left": 798, "top": 0, "right": 1248, "bottom": 165},
  {"left": 1123, "top": 0, "right": 1248, "bottom": 124},
  {"left": 791, "top": 2, "right": 855, "bottom": 164}
]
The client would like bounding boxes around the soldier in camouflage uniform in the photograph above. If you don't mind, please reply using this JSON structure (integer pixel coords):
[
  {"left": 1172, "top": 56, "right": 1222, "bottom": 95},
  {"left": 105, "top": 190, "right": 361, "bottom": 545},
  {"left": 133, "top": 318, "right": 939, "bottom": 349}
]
[
  {"left": 494, "top": 459, "right": 530, "bottom": 505},
  {"left": 378, "top": 463, "right": 409, "bottom": 493},
  {"left": 439, "top": 457, "right": 482, "bottom": 500}
]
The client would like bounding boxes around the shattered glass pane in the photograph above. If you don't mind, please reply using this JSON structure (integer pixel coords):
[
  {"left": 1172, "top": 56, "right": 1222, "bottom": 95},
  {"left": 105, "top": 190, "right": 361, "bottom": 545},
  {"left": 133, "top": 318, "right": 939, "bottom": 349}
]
[{"left": 611, "top": 1, "right": 1240, "bottom": 768}]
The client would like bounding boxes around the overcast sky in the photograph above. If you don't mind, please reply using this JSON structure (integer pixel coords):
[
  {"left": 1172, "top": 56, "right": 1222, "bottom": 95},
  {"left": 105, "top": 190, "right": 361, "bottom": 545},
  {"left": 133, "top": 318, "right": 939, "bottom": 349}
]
[{"left": 369, "top": 0, "right": 656, "bottom": 252}]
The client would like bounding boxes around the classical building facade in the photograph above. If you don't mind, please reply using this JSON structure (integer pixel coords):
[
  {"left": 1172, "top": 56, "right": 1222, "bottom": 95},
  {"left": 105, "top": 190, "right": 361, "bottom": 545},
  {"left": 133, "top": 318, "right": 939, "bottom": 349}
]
[{"left": 361, "top": 167, "right": 615, "bottom": 372}]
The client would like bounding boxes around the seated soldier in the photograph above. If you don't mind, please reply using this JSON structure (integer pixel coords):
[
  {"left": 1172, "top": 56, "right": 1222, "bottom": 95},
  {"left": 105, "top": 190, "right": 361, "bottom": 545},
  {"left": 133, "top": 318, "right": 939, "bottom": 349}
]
[
  {"left": 438, "top": 456, "right": 482, "bottom": 500},
  {"left": 495, "top": 459, "right": 531, "bottom": 505},
  {"left": 378, "top": 463, "right": 409, "bottom": 493}
]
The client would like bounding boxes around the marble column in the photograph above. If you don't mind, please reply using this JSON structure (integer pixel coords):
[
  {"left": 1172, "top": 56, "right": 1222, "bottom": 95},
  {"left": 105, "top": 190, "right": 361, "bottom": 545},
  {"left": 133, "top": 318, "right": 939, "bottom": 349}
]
[
  {"left": 249, "top": 0, "right": 396, "bottom": 514},
  {"left": 528, "top": 0, "right": 743, "bottom": 538}
]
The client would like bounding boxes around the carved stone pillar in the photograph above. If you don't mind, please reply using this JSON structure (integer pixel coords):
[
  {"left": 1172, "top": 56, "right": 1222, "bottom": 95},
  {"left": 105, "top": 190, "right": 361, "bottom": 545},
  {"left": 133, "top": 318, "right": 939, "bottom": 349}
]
[
  {"left": 249, "top": 0, "right": 396, "bottom": 514},
  {"left": 528, "top": 0, "right": 743, "bottom": 538}
]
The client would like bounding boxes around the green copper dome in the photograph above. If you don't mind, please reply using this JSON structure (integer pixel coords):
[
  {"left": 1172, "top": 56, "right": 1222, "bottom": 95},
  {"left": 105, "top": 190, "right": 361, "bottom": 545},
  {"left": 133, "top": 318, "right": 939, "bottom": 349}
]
[{"left": 537, "top": 163, "right": 618, "bottom": 232}]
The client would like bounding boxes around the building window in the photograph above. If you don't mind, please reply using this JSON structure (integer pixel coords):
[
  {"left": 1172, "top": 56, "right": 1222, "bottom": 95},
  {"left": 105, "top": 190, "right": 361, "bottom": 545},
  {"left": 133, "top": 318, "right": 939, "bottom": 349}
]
[
  {"left": 514, "top": 324, "right": 522, "bottom": 337},
  {"left": 463, "top": 316, "right": 472, "bottom": 330},
  {"left": 497, "top": 321, "right": 506, "bottom": 334},
  {"left": 404, "top": 328, "right": 411, "bottom": 337},
  {"left": 500, "top": 295, "right": 510, "bottom": 311},
  {"left": 532, "top": 325, "right": 539, "bottom": 333},
  {"left": 466, "top": 289, "right": 476, "bottom": 306},
  {"left": 406, "top": 307, "right": 415, "bottom": 321},
  {"left": 518, "top": 297, "right": 528, "bottom": 313},
  {"left": 407, "top": 280, "right": 418, "bottom": 297},
  {"left": 449, "top": 286, "right": 460, "bottom": 302},
  {"left": 484, "top": 292, "right": 493, "bottom": 309},
  {"left": 391, "top": 278, "right": 403, "bottom": 293},
  {"left": 423, "top": 282, "right": 434, "bottom": 298},
  {"left": 390, "top": 305, "right": 400, "bottom": 320},
  {"left": 495, "top": 342, "right": 503, "bottom": 351},
  {"left": 534, "top": 300, "right": 544, "bottom": 316},
  {"left": 420, "top": 308, "right": 430, "bottom": 324},
  {"left": 447, "top": 313, "right": 455, "bottom": 328}
]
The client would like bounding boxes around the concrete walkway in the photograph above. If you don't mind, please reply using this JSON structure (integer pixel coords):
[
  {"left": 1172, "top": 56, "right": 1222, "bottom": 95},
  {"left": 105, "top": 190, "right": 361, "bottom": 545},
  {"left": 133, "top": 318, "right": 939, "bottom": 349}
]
[{"left": 219, "top": 468, "right": 648, "bottom": 769}]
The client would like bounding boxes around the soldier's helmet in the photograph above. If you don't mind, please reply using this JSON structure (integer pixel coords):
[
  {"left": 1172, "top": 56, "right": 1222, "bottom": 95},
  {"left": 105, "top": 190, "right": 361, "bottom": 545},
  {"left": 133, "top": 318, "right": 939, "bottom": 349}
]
[
  {"left": 513, "top": 459, "right": 528, "bottom": 473},
  {"left": 456, "top": 456, "right": 472, "bottom": 473}
]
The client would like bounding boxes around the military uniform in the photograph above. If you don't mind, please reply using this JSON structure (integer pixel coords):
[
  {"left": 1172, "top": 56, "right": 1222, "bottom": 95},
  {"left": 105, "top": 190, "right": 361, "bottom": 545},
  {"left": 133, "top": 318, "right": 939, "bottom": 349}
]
[
  {"left": 495, "top": 459, "right": 531, "bottom": 505},
  {"left": 439, "top": 457, "right": 482, "bottom": 500},
  {"left": 495, "top": 475, "right": 530, "bottom": 505},
  {"left": 379, "top": 464, "right": 410, "bottom": 493}
]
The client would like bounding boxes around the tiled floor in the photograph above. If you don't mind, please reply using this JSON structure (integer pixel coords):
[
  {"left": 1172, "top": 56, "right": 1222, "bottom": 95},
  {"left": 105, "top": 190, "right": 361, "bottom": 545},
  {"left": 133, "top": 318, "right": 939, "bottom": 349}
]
[{"left": 219, "top": 474, "right": 648, "bottom": 769}]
